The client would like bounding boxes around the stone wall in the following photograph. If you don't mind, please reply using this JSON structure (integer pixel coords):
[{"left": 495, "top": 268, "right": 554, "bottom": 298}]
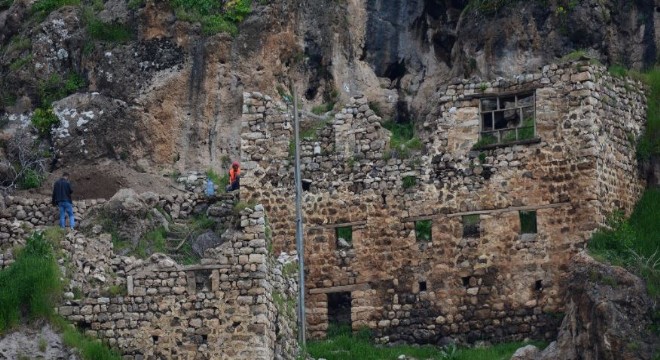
[
  {"left": 54, "top": 205, "right": 298, "bottom": 359},
  {"left": 0, "top": 195, "right": 299, "bottom": 359},
  {"left": 239, "top": 60, "right": 647, "bottom": 344},
  {"left": 0, "top": 192, "right": 206, "bottom": 269}
]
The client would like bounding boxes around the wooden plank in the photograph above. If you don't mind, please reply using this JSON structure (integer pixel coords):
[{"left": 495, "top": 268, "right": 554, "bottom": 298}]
[
  {"left": 447, "top": 202, "right": 571, "bottom": 218},
  {"left": 401, "top": 202, "right": 571, "bottom": 222},
  {"left": 308, "top": 221, "right": 367, "bottom": 230},
  {"left": 309, "top": 283, "right": 370, "bottom": 294}
]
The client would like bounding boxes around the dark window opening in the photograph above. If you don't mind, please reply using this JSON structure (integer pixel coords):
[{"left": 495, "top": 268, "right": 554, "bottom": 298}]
[
  {"left": 381, "top": 193, "right": 387, "bottom": 206},
  {"left": 336, "top": 226, "right": 353, "bottom": 248},
  {"left": 302, "top": 179, "right": 312, "bottom": 191},
  {"left": 201, "top": 334, "right": 208, "bottom": 343},
  {"left": 152, "top": 335, "right": 159, "bottom": 343},
  {"left": 462, "top": 214, "right": 480, "bottom": 238},
  {"left": 520, "top": 210, "right": 538, "bottom": 234},
  {"left": 419, "top": 281, "right": 427, "bottom": 292},
  {"left": 462, "top": 276, "right": 470, "bottom": 288},
  {"left": 415, "top": 220, "right": 432, "bottom": 242},
  {"left": 328, "top": 292, "right": 352, "bottom": 328},
  {"left": 195, "top": 269, "right": 212, "bottom": 291},
  {"left": 535, "top": 280, "right": 543, "bottom": 291}
]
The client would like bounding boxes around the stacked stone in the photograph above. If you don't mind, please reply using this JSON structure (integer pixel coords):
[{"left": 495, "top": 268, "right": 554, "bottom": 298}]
[
  {"left": 55, "top": 204, "right": 299, "bottom": 360},
  {"left": 1, "top": 196, "right": 100, "bottom": 227}
]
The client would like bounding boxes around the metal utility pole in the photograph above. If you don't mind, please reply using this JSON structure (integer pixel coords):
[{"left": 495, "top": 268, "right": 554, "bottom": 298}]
[{"left": 292, "top": 84, "right": 306, "bottom": 348}]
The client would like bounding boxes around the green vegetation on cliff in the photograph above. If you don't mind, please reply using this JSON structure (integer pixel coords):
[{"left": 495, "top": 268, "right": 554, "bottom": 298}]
[
  {"left": 0, "top": 231, "right": 120, "bottom": 359},
  {"left": 589, "top": 188, "right": 660, "bottom": 297},
  {"left": 168, "top": 0, "right": 252, "bottom": 35}
]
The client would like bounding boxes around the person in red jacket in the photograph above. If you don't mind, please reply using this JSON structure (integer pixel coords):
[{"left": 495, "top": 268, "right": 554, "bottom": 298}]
[{"left": 226, "top": 161, "right": 240, "bottom": 192}]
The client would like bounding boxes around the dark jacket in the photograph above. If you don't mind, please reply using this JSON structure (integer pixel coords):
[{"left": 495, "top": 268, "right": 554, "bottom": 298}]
[{"left": 52, "top": 178, "right": 73, "bottom": 204}]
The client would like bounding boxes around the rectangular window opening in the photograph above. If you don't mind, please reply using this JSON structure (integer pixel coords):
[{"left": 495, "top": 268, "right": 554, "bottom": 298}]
[
  {"left": 462, "top": 214, "right": 480, "bottom": 238},
  {"left": 535, "top": 280, "right": 543, "bottom": 291},
  {"left": 336, "top": 226, "right": 353, "bottom": 248},
  {"left": 520, "top": 210, "right": 538, "bottom": 234},
  {"left": 415, "top": 220, "right": 432, "bottom": 242},
  {"left": 479, "top": 91, "right": 536, "bottom": 146},
  {"left": 461, "top": 276, "right": 470, "bottom": 288},
  {"left": 419, "top": 281, "right": 427, "bottom": 292}
]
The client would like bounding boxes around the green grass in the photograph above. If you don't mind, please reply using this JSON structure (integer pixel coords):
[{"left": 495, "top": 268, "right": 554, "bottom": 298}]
[
  {"left": 0, "top": 232, "right": 61, "bottom": 331},
  {"left": 206, "top": 168, "right": 229, "bottom": 190},
  {"left": 54, "top": 317, "right": 121, "bottom": 360},
  {"left": 18, "top": 168, "right": 45, "bottom": 189},
  {"left": 31, "top": 0, "right": 80, "bottom": 17},
  {"left": 382, "top": 120, "right": 423, "bottom": 159},
  {"left": 588, "top": 189, "right": 660, "bottom": 298},
  {"left": 402, "top": 175, "right": 417, "bottom": 189},
  {"left": 86, "top": 18, "right": 132, "bottom": 42},
  {"left": 306, "top": 325, "right": 544, "bottom": 360},
  {"left": 9, "top": 55, "right": 32, "bottom": 71},
  {"left": 311, "top": 102, "right": 335, "bottom": 115},
  {"left": 168, "top": 0, "right": 252, "bottom": 35},
  {"left": 635, "top": 67, "right": 660, "bottom": 160},
  {"left": 144, "top": 226, "right": 167, "bottom": 254}
]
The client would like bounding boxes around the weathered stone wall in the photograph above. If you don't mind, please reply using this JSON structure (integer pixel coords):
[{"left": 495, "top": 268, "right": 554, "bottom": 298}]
[
  {"left": 0, "top": 195, "right": 299, "bottom": 360},
  {"left": 239, "top": 61, "right": 647, "bottom": 345},
  {"left": 53, "top": 205, "right": 298, "bottom": 359},
  {"left": 0, "top": 192, "right": 206, "bottom": 268}
]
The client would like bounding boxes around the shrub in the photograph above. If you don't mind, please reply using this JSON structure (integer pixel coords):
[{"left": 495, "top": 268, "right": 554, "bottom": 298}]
[
  {"left": 382, "top": 120, "right": 423, "bottom": 159},
  {"left": 402, "top": 175, "right": 416, "bottom": 189},
  {"left": 31, "top": 0, "right": 80, "bottom": 16},
  {"left": 18, "top": 168, "right": 43, "bottom": 189},
  {"left": 168, "top": 0, "right": 252, "bottom": 35},
  {"left": 31, "top": 107, "right": 59, "bottom": 137},
  {"left": 87, "top": 18, "right": 132, "bottom": 42}
]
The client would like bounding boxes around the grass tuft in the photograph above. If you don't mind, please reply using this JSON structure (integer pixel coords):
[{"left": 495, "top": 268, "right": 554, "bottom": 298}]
[
  {"left": 382, "top": 120, "right": 423, "bottom": 159},
  {"left": 588, "top": 188, "right": 660, "bottom": 298}
]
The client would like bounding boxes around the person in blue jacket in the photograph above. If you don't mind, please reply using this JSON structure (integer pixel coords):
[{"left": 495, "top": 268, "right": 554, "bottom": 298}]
[{"left": 52, "top": 172, "right": 74, "bottom": 230}]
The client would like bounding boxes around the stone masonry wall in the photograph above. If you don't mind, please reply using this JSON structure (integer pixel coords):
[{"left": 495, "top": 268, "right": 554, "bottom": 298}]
[
  {"left": 0, "top": 195, "right": 299, "bottom": 360},
  {"left": 0, "top": 192, "right": 205, "bottom": 269},
  {"left": 239, "top": 60, "right": 647, "bottom": 345}
]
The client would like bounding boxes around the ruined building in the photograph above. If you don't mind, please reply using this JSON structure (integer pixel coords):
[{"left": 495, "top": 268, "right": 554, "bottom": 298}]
[{"left": 240, "top": 60, "right": 647, "bottom": 344}]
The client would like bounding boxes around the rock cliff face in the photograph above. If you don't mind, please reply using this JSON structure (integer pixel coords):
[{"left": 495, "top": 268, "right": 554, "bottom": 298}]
[{"left": 0, "top": 0, "right": 657, "bottom": 177}]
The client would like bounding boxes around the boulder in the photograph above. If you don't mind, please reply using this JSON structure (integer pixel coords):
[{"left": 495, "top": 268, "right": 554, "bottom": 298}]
[
  {"left": 192, "top": 230, "right": 224, "bottom": 257},
  {"left": 533, "top": 252, "right": 658, "bottom": 360}
]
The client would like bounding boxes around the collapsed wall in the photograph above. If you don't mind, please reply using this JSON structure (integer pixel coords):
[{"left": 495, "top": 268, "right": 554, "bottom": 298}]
[
  {"left": 0, "top": 194, "right": 299, "bottom": 359},
  {"left": 239, "top": 60, "right": 646, "bottom": 344}
]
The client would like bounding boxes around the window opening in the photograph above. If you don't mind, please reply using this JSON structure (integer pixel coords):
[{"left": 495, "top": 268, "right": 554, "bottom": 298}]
[
  {"left": 479, "top": 92, "right": 536, "bottom": 146},
  {"left": 520, "top": 210, "right": 538, "bottom": 234},
  {"left": 152, "top": 335, "right": 159, "bottom": 343},
  {"left": 535, "top": 280, "right": 543, "bottom": 291},
  {"left": 328, "top": 292, "right": 352, "bottom": 328},
  {"left": 461, "top": 276, "right": 470, "bottom": 288},
  {"left": 302, "top": 179, "right": 312, "bottom": 191},
  {"left": 195, "top": 269, "right": 212, "bottom": 291},
  {"left": 419, "top": 281, "right": 427, "bottom": 292},
  {"left": 415, "top": 220, "right": 432, "bottom": 242},
  {"left": 462, "top": 214, "right": 480, "bottom": 238},
  {"left": 336, "top": 226, "right": 353, "bottom": 248}
]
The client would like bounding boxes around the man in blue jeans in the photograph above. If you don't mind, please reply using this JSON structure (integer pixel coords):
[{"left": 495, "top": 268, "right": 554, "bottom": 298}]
[{"left": 52, "top": 172, "right": 74, "bottom": 230}]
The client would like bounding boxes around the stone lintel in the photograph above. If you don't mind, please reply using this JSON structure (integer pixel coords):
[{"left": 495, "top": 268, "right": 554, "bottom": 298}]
[{"left": 309, "top": 283, "right": 370, "bottom": 294}]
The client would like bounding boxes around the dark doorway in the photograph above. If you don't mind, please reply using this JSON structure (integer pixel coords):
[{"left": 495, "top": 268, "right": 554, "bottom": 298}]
[{"left": 327, "top": 292, "right": 352, "bottom": 328}]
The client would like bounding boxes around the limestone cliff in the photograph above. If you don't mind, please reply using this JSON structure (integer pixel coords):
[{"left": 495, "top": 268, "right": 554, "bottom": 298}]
[{"left": 0, "top": 0, "right": 657, "bottom": 180}]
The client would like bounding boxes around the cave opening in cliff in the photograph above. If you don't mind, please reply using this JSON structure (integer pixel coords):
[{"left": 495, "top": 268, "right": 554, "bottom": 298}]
[
  {"left": 384, "top": 60, "right": 407, "bottom": 82},
  {"left": 327, "top": 292, "right": 352, "bottom": 328}
]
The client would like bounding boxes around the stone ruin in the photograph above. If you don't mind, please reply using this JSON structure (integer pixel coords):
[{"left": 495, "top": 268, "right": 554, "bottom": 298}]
[
  {"left": 0, "top": 59, "right": 649, "bottom": 358},
  {"left": 240, "top": 60, "right": 647, "bottom": 345},
  {"left": 0, "top": 192, "right": 299, "bottom": 359}
]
